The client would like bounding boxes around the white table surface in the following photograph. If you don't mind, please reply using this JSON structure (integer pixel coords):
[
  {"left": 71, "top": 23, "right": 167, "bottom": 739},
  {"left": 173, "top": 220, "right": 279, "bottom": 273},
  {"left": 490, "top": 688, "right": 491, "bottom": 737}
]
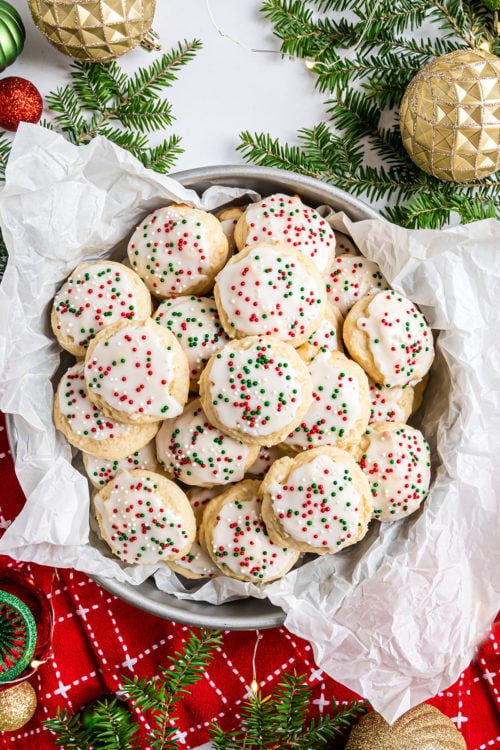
[{"left": 8, "top": 0, "right": 327, "bottom": 172}]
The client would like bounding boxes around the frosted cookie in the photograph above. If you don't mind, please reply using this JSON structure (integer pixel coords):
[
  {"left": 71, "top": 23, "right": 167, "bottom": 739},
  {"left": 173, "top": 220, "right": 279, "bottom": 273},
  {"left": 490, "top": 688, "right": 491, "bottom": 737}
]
[
  {"left": 245, "top": 444, "right": 289, "bottom": 479},
  {"left": 234, "top": 193, "right": 335, "bottom": 275},
  {"left": 127, "top": 203, "right": 229, "bottom": 298},
  {"left": 51, "top": 261, "right": 152, "bottom": 357},
  {"left": 155, "top": 399, "right": 259, "bottom": 487},
  {"left": 296, "top": 302, "right": 343, "bottom": 363},
  {"left": 94, "top": 469, "right": 196, "bottom": 564},
  {"left": 84, "top": 318, "right": 189, "bottom": 424},
  {"left": 166, "top": 538, "right": 219, "bottom": 580},
  {"left": 217, "top": 206, "right": 243, "bottom": 256},
  {"left": 83, "top": 439, "right": 160, "bottom": 489},
  {"left": 325, "top": 253, "right": 389, "bottom": 316},
  {"left": 214, "top": 242, "right": 326, "bottom": 346},
  {"left": 283, "top": 351, "right": 370, "bottom": 452},
  {"left": 154, "top": 295, "right": 229, "bottom": 391},
  {"left": 334, "top": 231, "right": 359, "bottom": 256},
  {"left": 357, "top": 422, "right": 431, "bottom": 521},
  {"left": 412, "top": 372, "right": 429, "bottom": 414},
  {"left": 260, "top": 446, "right": 372, "bottom": 554},
  {"left": 200, "top": 479, "right": 300, "bottom": 582},
  {"left": 343, "top": 290, "right": 434, "bottom": 387},
  {"left": 199, "top": 335, "right": 313, "bottom": 447},
  {"left": 54, "top": 362, "right": 158, "bottom": 459},
  {"left": 186, "top": 485, "right": 225, "bottom": 524},
  {"left": 368, "top": 380, "right": 414, "bottom": 424}
]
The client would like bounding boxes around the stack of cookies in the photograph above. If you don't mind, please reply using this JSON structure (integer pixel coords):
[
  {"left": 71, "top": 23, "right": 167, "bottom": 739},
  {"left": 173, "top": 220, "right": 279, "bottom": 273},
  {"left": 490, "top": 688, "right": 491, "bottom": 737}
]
[{"left": 51, "top": 193, "right": 434, "bottom": 585}]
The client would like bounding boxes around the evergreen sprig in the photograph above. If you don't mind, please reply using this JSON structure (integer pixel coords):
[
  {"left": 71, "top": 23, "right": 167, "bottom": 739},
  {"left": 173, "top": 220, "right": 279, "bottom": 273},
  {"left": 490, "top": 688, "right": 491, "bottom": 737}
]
[{"left": 240, "top": 0, "right": 500, "bottom": 228}]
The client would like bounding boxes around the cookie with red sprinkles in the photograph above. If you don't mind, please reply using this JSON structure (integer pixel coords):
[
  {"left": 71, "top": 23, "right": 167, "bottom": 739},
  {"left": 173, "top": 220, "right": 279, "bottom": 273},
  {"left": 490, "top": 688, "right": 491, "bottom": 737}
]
[
  {"left": 51, "top": 260, "right": 152, "bottom": 357},
  {"left": 199, "top": 479, "right": 300, "bottom": 582},
  {"left": 296, "top": 302, "right": 344, "bottom": 363},
  {"left": 127, "top": 203, "right": 229, "bottom": 298},
  {"left": 53, "top": 362, "right": 159, "bottom": 460},
  {"left": 166, "top": 538, "right": 220, "bottom": 580},
  {"left": 198, "top": 335, "right": 313, "bottom": 446},
  {"left": 260, "top": 445, "right": 372, "bottom": 554},
  {"left": 234, "top": 193, "right": 336, "bottom": 275},
  {"left": 355, "top": 422, "right": 431, "bottom": 521},
  {"left": 368, "top": 380, "right": 414, "bottom": 424},
  {"left": 155, "top": 398, "right": 259, "bottom": 487},
  {"left": 343, "top": 290, "right": 434, "bottom": 387},
  {"left": 84, "top": 318, "right": 189, "bottom": 424},
  {"left": 326, "top": 253, "right": 389, "bottom": 317},
  {"left": 93, "top": 469, "right": 196, "bottom": 565},
  {"left": 217, "top": 206, "right": 243, "bottom": 257},
  {"left": 83, "top": 439, "right": 160, "bottom": 489}
]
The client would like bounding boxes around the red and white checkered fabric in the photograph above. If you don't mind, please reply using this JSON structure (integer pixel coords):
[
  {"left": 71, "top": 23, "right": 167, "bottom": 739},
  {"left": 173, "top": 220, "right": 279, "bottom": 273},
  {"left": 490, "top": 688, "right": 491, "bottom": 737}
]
[{"left": 0, "top": 412, "right": 499, "bottom": 749}]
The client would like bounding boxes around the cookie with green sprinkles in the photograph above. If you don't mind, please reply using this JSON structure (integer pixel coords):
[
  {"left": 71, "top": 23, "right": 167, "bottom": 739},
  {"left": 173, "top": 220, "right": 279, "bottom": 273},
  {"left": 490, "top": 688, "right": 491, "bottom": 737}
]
[
  {"left": 93, "top": 469, "right": 196, "bottom": 565},
  {"left": 199, "top": 479, "right": 300, "bottom": 583},
  {"left": 296, "top": 302, "right": 344, "bottom": 363},
  {"left": 53, "top": 362, "right": 159, "bottom": 460},
  {"left": 127, "top": 203, "right": 229, "bottom": 298},
  {"left": 343, "top": 290, "right": 435, "bottom": 388},
  {"left": 260, "top": 445, "right": 372, "bottom": 555},
  {"left": 326, "top": 253, "right": 389, "bottom": 316},
  {"left": 355, "top": 421, "right": 431, "bottom": 522},
  {"left": 166, "top": 537, "right": 220, "bottom": 580},
  {"left": 368, "top": 379, "right": 414, "bottom": 424},
  {"left": 84, "top": 318, "right": 189, "bottom": 425},
  {"left": 83, "top": 439, "right": 160, "bottom": 488},
  {"left": 51, "top": 260, "right": 152, "bottom": 357},
  {"left": 155, "top": 398, "right": 259, "bottom": 487},
  {"left": 198, "top": 335, "right": 313, "bottom": 447}
]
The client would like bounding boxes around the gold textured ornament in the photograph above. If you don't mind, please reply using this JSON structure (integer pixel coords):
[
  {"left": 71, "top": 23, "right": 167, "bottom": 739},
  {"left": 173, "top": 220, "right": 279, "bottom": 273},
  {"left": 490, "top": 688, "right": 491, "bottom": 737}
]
[
  {"left": 0, "top": 682, "right": 37, "bottom": 732},
  {"left": 28, "top": 0, "right": 161, "bottom": 62},
  {"left": 400, "top": 48, "right": 500, "bottom": 181},
  {"left": 345, "top": 704, "right": 466, "bottom": 750}
]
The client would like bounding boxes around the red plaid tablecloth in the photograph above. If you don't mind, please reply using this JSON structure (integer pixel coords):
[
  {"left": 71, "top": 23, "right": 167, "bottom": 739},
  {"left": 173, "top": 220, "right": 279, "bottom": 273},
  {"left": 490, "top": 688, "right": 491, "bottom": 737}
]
[{"left": 0, "top": 412, "right": 499, "bottom": 750}]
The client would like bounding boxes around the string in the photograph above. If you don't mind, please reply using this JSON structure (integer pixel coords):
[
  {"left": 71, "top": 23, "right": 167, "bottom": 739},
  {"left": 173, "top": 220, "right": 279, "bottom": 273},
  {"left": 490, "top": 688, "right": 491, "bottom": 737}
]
[
  {"left": 250, "top": 630, "right": 263, "bottom": 695},
  {"left": 352, "top": 0, "right": 385, "bottom": 51},
  {"left": 204, "top": 0, "right": 284, "bottom": 55}
]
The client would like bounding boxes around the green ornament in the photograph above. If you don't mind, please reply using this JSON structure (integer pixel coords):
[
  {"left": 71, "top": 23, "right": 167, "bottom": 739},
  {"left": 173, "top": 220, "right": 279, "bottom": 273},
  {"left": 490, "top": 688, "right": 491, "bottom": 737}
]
[
  {"left": 0, "top": 0, "right": 25, "bottom": 72},
  {"left": 0, "top": 591, "right": 37, "bottom": 682}
]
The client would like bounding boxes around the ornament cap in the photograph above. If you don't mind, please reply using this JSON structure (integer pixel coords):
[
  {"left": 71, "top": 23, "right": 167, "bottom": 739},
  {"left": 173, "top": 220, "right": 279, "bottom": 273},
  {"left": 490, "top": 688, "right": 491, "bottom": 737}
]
[{"left": 140, "top": 26, "right": 161, "bottom": 52}]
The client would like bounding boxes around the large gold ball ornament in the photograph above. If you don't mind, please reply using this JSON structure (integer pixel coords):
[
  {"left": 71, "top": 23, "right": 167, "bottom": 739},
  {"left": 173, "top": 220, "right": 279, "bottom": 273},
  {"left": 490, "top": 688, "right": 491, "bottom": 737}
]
[
  {"left": 345, "top": 704, "right": 466, "bottom": 750},
  {"left": 400, "top": 48, "right": 500, "bottom": 181},
  {"left": 0, "top": 682, "right": 37, "bottom": 732},
  {"left": 28, "top": 0, "right": 160, "bottom": 62}
]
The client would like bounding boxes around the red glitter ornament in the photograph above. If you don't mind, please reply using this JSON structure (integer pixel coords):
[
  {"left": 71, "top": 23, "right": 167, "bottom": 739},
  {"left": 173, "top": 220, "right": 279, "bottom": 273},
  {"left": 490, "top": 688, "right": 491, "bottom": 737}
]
[{"left": 0, "top": 76, "right": 43, "bottom": 131}]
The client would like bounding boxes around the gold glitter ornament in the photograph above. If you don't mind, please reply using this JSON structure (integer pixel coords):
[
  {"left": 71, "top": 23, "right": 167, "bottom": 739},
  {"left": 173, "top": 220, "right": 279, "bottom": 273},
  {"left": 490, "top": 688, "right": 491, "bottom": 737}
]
[
  {"left": 28, "top": 0, "right": 161, "bottom": 62},
  {"left": 400, "top": 48, "right": 500, "bottom": 181},
  {"left": 0, "top": 682, "right": 37, "bottom": 731},
  {"left": 345, "top": 704, "right": 466, "bottom": 750}
]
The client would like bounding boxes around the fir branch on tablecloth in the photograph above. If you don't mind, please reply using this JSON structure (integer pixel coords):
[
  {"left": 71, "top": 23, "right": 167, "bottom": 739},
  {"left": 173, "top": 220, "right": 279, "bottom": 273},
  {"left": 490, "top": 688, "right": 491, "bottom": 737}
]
[{"left": 238, "top": 0, "right": 500, "bottom": 228}]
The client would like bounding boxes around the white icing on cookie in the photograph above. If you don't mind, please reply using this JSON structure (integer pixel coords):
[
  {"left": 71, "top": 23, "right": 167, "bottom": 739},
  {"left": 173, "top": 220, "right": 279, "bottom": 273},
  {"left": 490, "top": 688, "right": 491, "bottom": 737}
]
[
  {"left": 284, "top": 352, "right": 368, "bottom": 449},
  {"left": 368, "top": 380, "right": 412, "bottom": 423},
  {"left": 85, "top": 321, "right": 184, "bottom": 420},
  {"left": 169, "top": 539, "right": 219, "bottom": 578},
  {"left": 216, "top": 243, "right": 325, "bottom": 344},
  {"left": 266, "top": 454, "right": 368, "bottom": 551},
  {"left": 303, "top": 314, "right": 341, "bottom": 354},
  {"left": 243, "top": 194, "right": 335, "bottom": 274},
  {"left": 84, "top": 441, "right": 158, "bottom": 488},
  {"left": 94, "top": 471, "right": 192, "bottom": 564},
  {"left": 207, "top": 339, "right": 305, "bottom": 439},
  {"left": 210, "top": 495, "right": 298, "bottom": 581},
  {"left": 186, "top": 486, "right": 224, "bottom": 523},
  {"left": 326, "top": 254, "right": 389, "bottom": 316},
  {"left": 357, "top": 290, "right": 434, "bottom": 387},
  {"left": 155, "top": 399, "right": 254, "bottom": 486},
  {"left": 359, "top": 424, "right": 431, "bottom": 521},
  {"left": 58, "top": 363, "right": 132, "bottom": 441},
  {"left": 154, "top": 296, "right": 229, "bottom": 385},
  {"left": 53, "top": 262, "right": 145, "bottom": 350},
  {"left": 246, "top": 445, "right": 284, "bottom": 478}
]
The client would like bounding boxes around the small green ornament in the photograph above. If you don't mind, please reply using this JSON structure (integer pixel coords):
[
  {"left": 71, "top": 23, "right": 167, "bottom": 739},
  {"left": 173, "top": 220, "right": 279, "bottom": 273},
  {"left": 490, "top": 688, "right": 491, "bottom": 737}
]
[
  {"left": 0, "top": 590, "right": 37, "bottom": 682},
  {"left": 0, "top": 0, "right": 25, "bottom": 72}
]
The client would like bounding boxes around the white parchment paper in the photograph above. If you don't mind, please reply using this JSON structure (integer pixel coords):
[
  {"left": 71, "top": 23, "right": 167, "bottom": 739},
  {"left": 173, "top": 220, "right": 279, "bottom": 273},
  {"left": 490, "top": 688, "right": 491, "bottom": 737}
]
[{"left": 0, "top": 124, "right": 499, "bottom": 722}]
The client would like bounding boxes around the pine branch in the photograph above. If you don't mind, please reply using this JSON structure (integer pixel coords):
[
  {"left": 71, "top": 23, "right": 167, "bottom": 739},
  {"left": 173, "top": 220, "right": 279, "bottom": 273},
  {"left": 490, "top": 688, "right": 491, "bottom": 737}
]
[
  {"left": 44, "top": 708, "right": 94, "bottom": 749},
  {"left": 137, "top": 136, "right": 184, "bottom": 174},
  {"left": 0, "top": 134, "right": 11, "bottom": 181}
]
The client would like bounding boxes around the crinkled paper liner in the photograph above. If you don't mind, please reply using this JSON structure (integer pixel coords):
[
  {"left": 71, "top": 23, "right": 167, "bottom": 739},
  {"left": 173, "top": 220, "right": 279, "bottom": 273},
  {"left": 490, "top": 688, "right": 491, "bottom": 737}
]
[{"left": 0, "top": 124, "right": 499, "bottom": 722}]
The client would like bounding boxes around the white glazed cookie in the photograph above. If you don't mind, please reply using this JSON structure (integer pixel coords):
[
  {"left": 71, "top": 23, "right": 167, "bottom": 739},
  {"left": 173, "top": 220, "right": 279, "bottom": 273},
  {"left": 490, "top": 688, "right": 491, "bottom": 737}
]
[
  {"left": 198, "top": 335, "right": 313, "bottom": 446},
  {"left": 200, "top": 479, "right": 300, "bottom": 583},
  {"left": 325, "top": 253, "right": 389, "bottom": 316},
  {"left": 214, "top": 242, "right": 326, "bottom": 346},
  {"left": 245, "top": 444, "right": 289, "bottom": 479},
  {"left": 260, "top": 446, "right": 372, "bottom": 554},
  {"left": 368, "top": 380, "right": 414, "bottom": 424},
  {"left": 343, "top": 290, "right": 435, "bottom": 387},
  {"left": 51, "top": 260, "right": 152, "bottom": 357},
  {"left": 166, "top": 538, "right": 220, "bottom": 580},
  {"left": 334, "top": 231, "right": 360, "bottom": 256},
  {"left": 84, "top": 318, "right": 189, "bottom": 424},
  {"left": 357, "top": 422, "right": 431, "bottom": 522},
  {"left": 83, "top": 439, "right": 160, "bottom": 488},
  {"left": 234, "top": 193, "right": 335, "bottom": 275},
  {"left": 186, "top": 485, "right": 225, "bottom": 524},
  {"left": 53, "top": 362, "right": 158, "bottom": 459},
  {"left": 283, "top": 351, "right": 370, "bottom": 452},
  {"left": 217, "top": 206, "right": 243, "bottom": 256},
  {"left": 296, "top": 302, "right": 344, "bottom": 363},
  {"left": 154, "top": 295, "right": 229, "bottom": 391},
  {"left": 127, "top": 203, "right": 229, "bottom": 298},
  {"left": 94, "top": 469, "right": 196, "bottom": 564},
  {"left": 155, "top": 399, "right": 259, "bottom": 487}
]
